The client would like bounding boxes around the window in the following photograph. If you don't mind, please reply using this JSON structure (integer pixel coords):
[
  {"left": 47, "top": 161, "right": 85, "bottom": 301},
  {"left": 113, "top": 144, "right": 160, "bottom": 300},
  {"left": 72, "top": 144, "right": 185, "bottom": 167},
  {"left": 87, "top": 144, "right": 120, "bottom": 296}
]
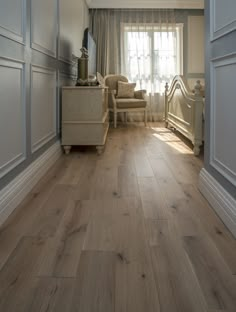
[{"left": 121, "top": 24, "right": 183, "bottom": 94}]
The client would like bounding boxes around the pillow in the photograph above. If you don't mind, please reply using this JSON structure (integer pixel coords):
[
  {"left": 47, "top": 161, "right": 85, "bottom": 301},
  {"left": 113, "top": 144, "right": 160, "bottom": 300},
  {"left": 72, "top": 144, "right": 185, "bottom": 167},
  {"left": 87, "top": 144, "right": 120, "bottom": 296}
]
[
  {"left": 116, "top": 81, "right": 136, "bottom": 98},
  {"left": 96, "top": 72, "right": 105, "bottom": 87}
]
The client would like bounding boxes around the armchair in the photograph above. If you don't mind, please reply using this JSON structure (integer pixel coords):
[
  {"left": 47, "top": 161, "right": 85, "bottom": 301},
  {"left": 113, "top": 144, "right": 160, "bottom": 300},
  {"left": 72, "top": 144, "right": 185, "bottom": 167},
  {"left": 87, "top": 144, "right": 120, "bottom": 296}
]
[{"left": 104, "top": 74, "right": 147, "bottom": 128}]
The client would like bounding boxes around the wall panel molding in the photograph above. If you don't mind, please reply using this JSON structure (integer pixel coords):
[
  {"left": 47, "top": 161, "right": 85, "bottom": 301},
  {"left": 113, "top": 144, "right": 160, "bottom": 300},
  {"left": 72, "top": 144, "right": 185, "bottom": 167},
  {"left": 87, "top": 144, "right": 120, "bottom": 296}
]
[
  {"left": 0, "top": 58, "right": 26, "bottom": 178},
  {"left": 210, "top": 55, "right": 236, "bottom": 187},
  {"left": 210, "top": 0, "right": 236, "bottom": 41},
  {"left": 0, "top": 0, "right": 26, "bottom": 44},
  {"left": 31, "top": 0, "right": 57, "bottom": 57},
  {"left": 31, "top": 65, "right": 57, "bottom": 153}
]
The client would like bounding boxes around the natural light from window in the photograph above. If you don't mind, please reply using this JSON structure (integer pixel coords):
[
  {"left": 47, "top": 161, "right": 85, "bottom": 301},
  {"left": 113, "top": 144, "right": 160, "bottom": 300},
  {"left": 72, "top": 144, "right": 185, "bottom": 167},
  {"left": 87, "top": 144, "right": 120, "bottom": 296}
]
[{"left": 122, "top": 24, "right": 183, "bottom": 95}]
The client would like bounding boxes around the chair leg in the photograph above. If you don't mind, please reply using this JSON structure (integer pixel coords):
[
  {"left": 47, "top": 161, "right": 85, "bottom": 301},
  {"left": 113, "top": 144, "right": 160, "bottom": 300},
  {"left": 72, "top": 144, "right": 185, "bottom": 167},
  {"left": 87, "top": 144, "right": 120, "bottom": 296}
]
[
  {"left": 114, "top": 111, "right": 117, "bottom": 128},
  {"left": 144, "top": 109, "right": 147, "bottom": 126}
]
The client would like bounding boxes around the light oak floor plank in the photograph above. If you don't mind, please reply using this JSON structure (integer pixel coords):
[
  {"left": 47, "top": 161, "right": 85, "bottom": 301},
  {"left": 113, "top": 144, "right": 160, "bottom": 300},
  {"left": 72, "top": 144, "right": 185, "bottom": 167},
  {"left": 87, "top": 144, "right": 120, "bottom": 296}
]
[
  {"left": 181, "top": 183, "right": 236, "bottom": 274},
  {"left": 150, "top": 227, "right": 207, "bottom": 312},
  {"left": 115, "top": 258, "right": 161, "bottom": 312},
  {"left": 138, "top": 177, "right": 169, "bottom": 219},
  {"left": 27, "top": 277, "right": 75, "bottom": 312},
  {"left": 26, "top": 184, "right": 73, "bottom": 238},
  {"left": 37, "top": 200, "right": 92, "bottom": 278},
  {"left": 84, "top": 197, "right": 148, "bottom": 264},
  {"left": 183, "top": 236, "right": 236, "bottom": 311},
  {"left": 89, "top": 164, "right": 119, "bottom": 199},
  {"left": 0, "top": 123, "right": 235, "bottom": 312},
  {"left": 0, "top": 237, "right": 45, "bottom": 312},
  {"left": 58, "top": 153, "right": 88, "bottom": 185},
  {"left": 71, "top": 250, "right": 116, "bottom": 312},
  {"left": 0, "top": 158, "right": 67, "bottom": 270},
  {"left": 71, "top": 154, "right": 98, "bottom": 200},
  {"left": 135, "top": 155, "right": 154, "bottom": 177},
  {"left": 118, "top": 165, "right": 139, "bottom": 197}
]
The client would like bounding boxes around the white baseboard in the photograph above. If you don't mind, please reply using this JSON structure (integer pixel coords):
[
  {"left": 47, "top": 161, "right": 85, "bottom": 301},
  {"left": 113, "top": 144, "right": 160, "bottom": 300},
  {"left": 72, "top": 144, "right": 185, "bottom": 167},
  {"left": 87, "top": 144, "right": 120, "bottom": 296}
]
[
  {"left": 0, "top": 142, "right": 62, "bottom": 227},
  {"left": 199, "top": 168, "right": 236, "bottom": 238}
]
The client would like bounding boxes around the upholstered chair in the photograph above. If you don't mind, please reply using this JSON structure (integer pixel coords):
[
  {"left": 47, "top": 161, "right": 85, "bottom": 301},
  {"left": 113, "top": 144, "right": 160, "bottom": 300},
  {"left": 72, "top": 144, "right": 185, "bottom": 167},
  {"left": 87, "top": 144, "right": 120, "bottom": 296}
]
[{"left": 104, "top": 74, "right": 147, "bottom": 128}]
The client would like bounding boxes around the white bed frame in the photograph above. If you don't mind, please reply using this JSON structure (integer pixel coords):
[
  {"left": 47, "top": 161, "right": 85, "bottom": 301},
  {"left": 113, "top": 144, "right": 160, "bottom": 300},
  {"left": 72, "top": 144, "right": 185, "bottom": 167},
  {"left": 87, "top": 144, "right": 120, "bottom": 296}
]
[{"left": 164, "top": 75, "right": 204, "bottom": 156}]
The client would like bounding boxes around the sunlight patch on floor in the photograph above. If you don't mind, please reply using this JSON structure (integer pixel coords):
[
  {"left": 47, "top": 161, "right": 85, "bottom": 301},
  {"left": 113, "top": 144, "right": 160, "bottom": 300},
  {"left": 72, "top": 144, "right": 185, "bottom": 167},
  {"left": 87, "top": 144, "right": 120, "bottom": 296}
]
[
  {"left": 166, "top": 140, "right": 193, "bottom": 154},
  {"left": 151, "top": 127, "right": 169, "bottom": 133},
  {"left": 151, "top": 128, "right": 193, "bottom": 154}
]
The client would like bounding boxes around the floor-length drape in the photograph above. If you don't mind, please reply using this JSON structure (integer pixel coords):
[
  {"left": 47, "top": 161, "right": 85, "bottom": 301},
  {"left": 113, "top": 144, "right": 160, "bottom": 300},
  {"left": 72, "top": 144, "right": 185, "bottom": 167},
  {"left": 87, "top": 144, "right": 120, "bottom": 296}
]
[{"left": 90, "top": 9, "right": 182, "bottom": 121}]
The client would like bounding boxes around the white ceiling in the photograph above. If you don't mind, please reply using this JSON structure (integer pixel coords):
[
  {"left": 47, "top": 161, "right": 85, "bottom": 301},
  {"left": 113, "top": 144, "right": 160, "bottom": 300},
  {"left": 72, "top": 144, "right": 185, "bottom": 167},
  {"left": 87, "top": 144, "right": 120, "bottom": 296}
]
[{"left": 86, "top": 0, "right": 204, "bottom": 9}]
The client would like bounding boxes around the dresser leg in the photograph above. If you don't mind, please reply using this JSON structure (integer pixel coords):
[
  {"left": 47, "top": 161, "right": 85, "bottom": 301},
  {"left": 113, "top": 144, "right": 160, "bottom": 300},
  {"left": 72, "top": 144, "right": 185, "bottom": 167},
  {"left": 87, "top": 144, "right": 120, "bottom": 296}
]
[
  {"left": 96, "top": 145, "right": 104, "bottom": 155},
  {"left": 63, "top": 145, "right": 71, "bottom": 155}
]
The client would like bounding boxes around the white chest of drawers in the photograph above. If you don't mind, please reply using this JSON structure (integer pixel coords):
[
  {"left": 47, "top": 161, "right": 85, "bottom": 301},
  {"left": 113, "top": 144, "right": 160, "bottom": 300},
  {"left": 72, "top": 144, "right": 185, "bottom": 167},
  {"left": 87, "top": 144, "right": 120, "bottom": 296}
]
[{"left": 61, "top": 86, "right": 109, "bottom": 154}]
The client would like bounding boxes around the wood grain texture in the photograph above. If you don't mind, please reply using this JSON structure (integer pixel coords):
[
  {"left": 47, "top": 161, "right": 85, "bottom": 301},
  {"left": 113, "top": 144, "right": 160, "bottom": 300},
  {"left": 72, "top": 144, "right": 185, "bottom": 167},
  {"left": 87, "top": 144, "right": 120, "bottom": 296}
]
[
  {"left": 90, "top": 164, "right": 119, "bottom": 199},
  {"left": 115, "top": 259, "right": 161, "bottom": 312},
  {"left": 0, "top": 123, "right": 235, "bottom": 312},
  {"left": 71, "top": 250, "right": 116, "bottom": 312},
  {"left": 0, "top": 237, "right": 45, "bottom": 312},
  {"left": 27, "top": 184, "right": 73, "bottom": 238},
  {"left": 58, "top": 153, "right": 88, "bottom": 185},
  {"left": 148, "top": 156, "right": 184, "bottom": 204},
  {"left": 27, "top": 278, "right": 75, "bottom": 312},
  {"left": 135, "top": 155, "right": 154, "bottom": 177},
  {"left": 0, "top": 158, "right": 67, "bottom": 270},
  {"left": 84, "top": 197, "right": 147, "bottom": 264},
  {"left": 151, "top": 235, "right": 207, "bottom": 312},
  {"left": 37, "top": 200, "right": 92, "bottom": 277},
  {"left": 118, "top": 165, "right": 139, "bottom": 197},
  {"left": 183, "top": 236, "right": 236, "bottom": 311},
  {"left": 138, "top": 177, "right": 169, "bottom": 219},
  {"left": 181, "top": 184, "right": 236, "bottom": 274},
  {"left": 72, "top": 157, "right": 97, "bottom": 200}
]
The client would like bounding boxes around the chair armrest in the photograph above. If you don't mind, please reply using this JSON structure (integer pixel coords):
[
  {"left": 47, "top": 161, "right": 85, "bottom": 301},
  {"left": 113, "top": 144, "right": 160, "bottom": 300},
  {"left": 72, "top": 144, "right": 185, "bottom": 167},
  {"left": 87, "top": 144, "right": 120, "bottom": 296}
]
[
  {"left": 134, "top": 90, "right": 146, "bottom": 99},
  {"left": 108, "top": 90, "right": 117, "bottom": 109}
]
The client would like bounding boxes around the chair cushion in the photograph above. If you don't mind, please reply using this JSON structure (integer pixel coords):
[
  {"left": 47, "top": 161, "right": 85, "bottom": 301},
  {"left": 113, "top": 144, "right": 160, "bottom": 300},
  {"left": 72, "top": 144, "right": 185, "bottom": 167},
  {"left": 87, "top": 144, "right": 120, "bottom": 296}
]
[
  {"left": 117, "top": 81, "right": 136, "bottom": 98},
  {"left": 115, "top": 98, "right": 147, "bottom": 109}
]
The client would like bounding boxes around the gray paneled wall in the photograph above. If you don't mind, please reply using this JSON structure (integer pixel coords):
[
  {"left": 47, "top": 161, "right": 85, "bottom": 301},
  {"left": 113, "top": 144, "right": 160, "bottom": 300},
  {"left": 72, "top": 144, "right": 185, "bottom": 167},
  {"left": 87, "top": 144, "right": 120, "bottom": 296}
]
[
  {"left": 0, "top": 0, "right": 88, "bottom": 190},
  {"left": 198, "top": 0, "right": 236, "bottom": 237},
  {"left": 204, "top": 0, "right": 236, "bottom": 198}
]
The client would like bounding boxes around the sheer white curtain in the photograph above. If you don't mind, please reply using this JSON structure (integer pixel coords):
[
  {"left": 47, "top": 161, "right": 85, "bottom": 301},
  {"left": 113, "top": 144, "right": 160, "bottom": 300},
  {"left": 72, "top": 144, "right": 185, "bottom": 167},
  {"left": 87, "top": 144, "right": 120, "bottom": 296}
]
[{"left": 90, "top": 9, "right": 183, "bottom": 121}]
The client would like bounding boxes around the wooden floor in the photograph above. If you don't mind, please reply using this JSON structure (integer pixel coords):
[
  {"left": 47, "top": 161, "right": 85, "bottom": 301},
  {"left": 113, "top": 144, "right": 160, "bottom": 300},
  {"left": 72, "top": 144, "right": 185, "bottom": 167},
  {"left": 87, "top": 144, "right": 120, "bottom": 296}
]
[{"left": 0, "top": 123, "right": 236, "bottom": 312}]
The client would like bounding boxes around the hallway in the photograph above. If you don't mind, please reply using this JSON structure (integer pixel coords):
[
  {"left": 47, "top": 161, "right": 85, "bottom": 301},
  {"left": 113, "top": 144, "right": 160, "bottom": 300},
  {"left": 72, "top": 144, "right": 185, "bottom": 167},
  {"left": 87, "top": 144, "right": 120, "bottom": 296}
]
[{"left": 0, "top": 123, "right": 235, "bottom": 312}]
